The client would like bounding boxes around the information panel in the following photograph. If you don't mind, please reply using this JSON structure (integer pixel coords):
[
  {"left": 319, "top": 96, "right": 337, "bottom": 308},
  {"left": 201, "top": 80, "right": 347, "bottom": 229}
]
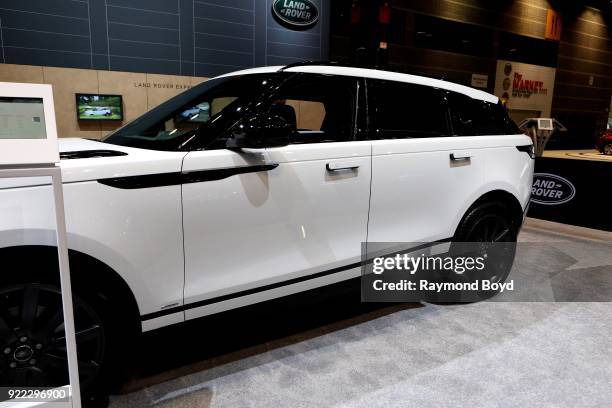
[
  {"left": 0, "top": 97, "right": 47, "bottom": 139},
  {"left": 0, "top": 82, "right": 59, "bottom": 165}
]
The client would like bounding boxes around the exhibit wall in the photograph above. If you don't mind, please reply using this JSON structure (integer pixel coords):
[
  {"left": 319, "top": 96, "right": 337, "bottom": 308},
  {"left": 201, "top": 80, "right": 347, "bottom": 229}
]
[
  {"left": 0, "top": 0, "right": 330, "bottom": 76},
  {"left": 493, "top": 60, "right": 557, "bottom": 122},
  {"left": 0, "top": 64, "right": 208, "bottom": 139},
  {"left": 330, "top": 0, "right": 612, "bottom": 148},
  {"left": 0, "top": 0, "right": 331, "bottom": 138}
]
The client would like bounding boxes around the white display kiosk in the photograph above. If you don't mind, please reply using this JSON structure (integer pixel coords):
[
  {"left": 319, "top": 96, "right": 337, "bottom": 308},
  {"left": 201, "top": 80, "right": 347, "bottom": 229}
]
[
  {"left": 0, "top": 83, "right": 81, "bottom": 407},
  {"left": 518, "top": 117, "right": 567, "bottom": 157}
]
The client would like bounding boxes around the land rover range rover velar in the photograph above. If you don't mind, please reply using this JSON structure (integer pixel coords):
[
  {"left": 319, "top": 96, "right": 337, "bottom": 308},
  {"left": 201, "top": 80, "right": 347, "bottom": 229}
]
[{"left": 0, "top": 64, "right": 534, "bottom": 392}]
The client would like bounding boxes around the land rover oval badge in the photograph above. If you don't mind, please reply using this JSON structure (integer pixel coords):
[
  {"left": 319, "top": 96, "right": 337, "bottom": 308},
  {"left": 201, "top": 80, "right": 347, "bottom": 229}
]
[
  {"left": 531, "top": 173, "right": 576, "bottom": 205},
  {"left": 272, "top": 0, "right": 319, "bottom": 29}
]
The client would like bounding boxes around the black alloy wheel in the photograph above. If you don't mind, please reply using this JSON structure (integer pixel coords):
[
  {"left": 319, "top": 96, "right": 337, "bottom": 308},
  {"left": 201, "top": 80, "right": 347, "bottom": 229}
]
[
  {"left": 447, "top": 202, "right": 518, "bottom": 301},
  {"left": 460, "top": 211, "right": 516, "bottom": 284},
  {"left": 0, "top": 284, "right": 105, "bottom": 389},
  {"left": 460, "top": 212, "right": 515, "bottom": 244}
]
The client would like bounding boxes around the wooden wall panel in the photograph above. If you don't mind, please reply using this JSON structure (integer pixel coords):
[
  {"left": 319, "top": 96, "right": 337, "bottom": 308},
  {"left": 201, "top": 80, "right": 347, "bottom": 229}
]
[
  {"left": 558, "top": 43, "right": 612, "bottom": 65},
  {"left": 190, "top": 77, "right": 208, "bottom": 87},
  {"left": 392, "top": 0, "right": 550, "bottom": 39},
  {"left": 145, "top": 74, "right": 195, "bottom": 111},
  {"left": 0, "top": 64, "right": 44, "bottom": 84},
  {"left": 552, "top": 6, "right": 612, "bottom": 142},
  {"left": 330, "top": 0, "right": 611, "bottom": 147},
  {"left": 0, "top": 64, "right": 208, "bottom": 139},
  {"left": 557, "top": 56, "right": 611, "bottom": 77},
  {"left": 555, "top": 69, "right": 612, "bottom": 89},
  {"left": 42, "top": 67, "right": 101, "bottom": 140},
  {"left": 555, "top": 83, "right": 611, "bottom": 100},
  {"left": 98, "top": 70, "right": 148, "bottom": 134}
]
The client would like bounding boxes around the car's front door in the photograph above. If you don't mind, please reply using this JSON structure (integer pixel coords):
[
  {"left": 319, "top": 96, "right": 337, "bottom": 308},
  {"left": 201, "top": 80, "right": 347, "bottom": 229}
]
[{"left": 182, "top": 74, "right": 371, "bottom": 320}]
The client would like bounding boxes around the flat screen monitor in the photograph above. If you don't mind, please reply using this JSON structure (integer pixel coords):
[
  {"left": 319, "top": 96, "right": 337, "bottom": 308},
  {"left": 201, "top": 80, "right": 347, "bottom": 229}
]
[
  {"left": 537, "top": 118, "right": 553, "bottom": 131},
  {"left": 76, "top": 93, "right": 123, "bottom": 121},
  {"left": 0, "top": 82, "right": 59, "bottom": 165}
]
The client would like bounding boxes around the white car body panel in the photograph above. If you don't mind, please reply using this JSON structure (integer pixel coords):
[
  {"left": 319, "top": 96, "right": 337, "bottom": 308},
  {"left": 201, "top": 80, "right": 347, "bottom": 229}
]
[
  {"left": 368, "top": 138, "right": 484, "bottom": 244},
  {"left": 182, "top": 141, "right": 371, "bottom": 321},
  {"left": 368, "top": 134, "right": 532, "bottom": 246},
  {"left": 0, "top": 139, "right": 187, "bottom": 322},
  {"left": 0, "top": 66, "right": 535, "bottom": 334}
]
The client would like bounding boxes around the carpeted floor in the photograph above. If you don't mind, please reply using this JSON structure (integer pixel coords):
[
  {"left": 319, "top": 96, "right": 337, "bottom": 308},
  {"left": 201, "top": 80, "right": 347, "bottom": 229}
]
[{"left": 109, "top": 219, "right": 612, "bottom": 408}]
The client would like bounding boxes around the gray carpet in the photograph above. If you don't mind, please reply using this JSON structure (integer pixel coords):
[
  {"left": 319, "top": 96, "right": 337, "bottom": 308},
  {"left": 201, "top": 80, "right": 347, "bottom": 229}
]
[{"left": 109, "top": 222, "right": 612, "bottom": 408}]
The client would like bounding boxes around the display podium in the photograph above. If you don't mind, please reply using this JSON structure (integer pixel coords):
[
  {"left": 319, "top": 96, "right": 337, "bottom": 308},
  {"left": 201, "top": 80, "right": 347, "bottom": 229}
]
[
  {"left": 0, "top": 83, "right": 81, "bottom": 407},
  {"left": 518, "top": 118, "right": 567, "bottom": 157}
]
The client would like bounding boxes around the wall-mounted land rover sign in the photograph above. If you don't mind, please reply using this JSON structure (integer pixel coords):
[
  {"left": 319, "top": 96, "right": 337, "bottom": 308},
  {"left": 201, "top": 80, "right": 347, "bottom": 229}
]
[
  {"left": 272, "top": 0, "right": 319, "bottom": 29},
  {"left": 531, "top": 173, "right": 576, "bottom": 205}
]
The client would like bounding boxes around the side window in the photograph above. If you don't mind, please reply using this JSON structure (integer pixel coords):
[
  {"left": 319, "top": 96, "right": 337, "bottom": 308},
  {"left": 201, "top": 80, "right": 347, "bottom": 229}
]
[
  {"left": 141, "top": 96, "right": 239, "bottom": 140},
  {"left": 268, "top": 74, "right": 357, "bottom": 144},
  {"left": 369, "top": 79, "right": 449, "bottom": 138},
  {"left": 105, "top": 74, "right": 281, "bottom": 151},
  {"left": 448, "top": 92, "right": 520, "bottom": 136}
]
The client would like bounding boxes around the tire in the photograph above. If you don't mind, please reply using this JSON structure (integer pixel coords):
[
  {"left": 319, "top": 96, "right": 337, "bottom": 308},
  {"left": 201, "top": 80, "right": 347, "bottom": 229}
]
[
  {"left": 453, "top": 201, "right": 518, "bottom": 243},
  {"left": 0, "top": 263, "right": 133, "bottom": 402},
  {"left": 604, "top": 144, "right": 612, "bottom": 156},
  {"left": 447, "top": 201, "right": 518, "bottom": 300}
]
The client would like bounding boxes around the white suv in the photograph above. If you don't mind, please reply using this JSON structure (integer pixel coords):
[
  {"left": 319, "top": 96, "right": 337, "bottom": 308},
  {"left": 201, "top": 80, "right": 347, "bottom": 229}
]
[{"left": 0, "top": 64, "right": 534, "bottom": 391}]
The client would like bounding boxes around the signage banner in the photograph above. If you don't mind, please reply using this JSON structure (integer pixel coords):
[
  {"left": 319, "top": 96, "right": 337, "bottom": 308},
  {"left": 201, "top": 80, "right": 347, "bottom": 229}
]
[
  {"left": 272, "top": 0, "right": 319, "bottom": 29},
  {"left": 528, "top": 158, "right": 611, "bottom": 231},
  {"left": 545, "top": 9, "right": 562, "bottom": 41},
  {"left": 494, "top": 60, "right": 556, "bottom": 117},
  {"left": 471, "top": 74, "right": 488, "bottom": 89}
]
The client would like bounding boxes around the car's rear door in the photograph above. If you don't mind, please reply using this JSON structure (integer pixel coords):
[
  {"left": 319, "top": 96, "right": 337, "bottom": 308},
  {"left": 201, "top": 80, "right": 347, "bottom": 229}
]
[
  {"left": 181, "top": 73, "right": 371, "bottom": 320},
  {"left": 366, "top": 79, "right": 485, "bottom": 246}
]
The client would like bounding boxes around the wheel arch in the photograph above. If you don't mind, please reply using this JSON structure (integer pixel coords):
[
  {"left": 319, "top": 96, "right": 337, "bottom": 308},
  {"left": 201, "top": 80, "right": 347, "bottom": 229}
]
[
  {"left": 452, "top": 189, "right": 524, "bottom": 238},
  {"left": 0, "top": 245, "right": 142, "bottom": 334}
]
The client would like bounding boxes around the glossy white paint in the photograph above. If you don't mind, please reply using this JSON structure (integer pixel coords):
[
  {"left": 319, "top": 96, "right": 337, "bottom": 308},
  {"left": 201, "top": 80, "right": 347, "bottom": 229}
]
[
  {"left": 0, "top": 66, "right": 534, "bottom": 335},
  {"left": 368, "top": 137, "right": 483, "bottom": 244},
  {"left": 368, "top": 134, "right": 533, "bottom": 247},
  {"left": 0, "top": 139, "right": 187, "bottom": 320},
  {"left": 182, "top": 141, "right": 371, "bottom": 316}
]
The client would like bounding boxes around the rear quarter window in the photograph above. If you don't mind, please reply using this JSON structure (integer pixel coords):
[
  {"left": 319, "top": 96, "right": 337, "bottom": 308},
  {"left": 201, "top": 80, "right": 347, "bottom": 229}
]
[{"left": 447, "top": 92, "right": 519, "bottom": 136}]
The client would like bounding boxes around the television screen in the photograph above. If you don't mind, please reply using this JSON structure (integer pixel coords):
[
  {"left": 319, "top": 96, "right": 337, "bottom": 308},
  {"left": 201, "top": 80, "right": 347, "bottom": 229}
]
[{"left": 76, "top": 93, "right": 123, "bottom": 120}]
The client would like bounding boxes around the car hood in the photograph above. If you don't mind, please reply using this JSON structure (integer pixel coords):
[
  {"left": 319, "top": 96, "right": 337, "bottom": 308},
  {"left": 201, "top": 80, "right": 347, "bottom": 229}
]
[{"left": 0, "top": 138, "right": 187, "bottom": 189}]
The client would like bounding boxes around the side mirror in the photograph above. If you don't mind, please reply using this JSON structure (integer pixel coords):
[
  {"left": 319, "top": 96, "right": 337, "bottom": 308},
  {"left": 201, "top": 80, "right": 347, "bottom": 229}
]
[{"left": 226, "top": 112, "right": 292, "bottom": 149}]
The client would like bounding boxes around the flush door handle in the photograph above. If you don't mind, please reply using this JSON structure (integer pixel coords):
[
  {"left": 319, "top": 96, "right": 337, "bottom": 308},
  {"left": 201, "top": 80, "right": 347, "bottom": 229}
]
[
  {"left": 326, "top": 161, "right": 360, "bottom": 172},
  {"left": 450, "top": 153, "right": 471, "bottom": 162}
]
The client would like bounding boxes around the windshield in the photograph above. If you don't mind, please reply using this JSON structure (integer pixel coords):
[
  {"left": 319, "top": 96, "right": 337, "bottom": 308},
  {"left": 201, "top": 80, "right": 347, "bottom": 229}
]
[{"left": 103, "top": 73, "right": 285, "bottom": 151}]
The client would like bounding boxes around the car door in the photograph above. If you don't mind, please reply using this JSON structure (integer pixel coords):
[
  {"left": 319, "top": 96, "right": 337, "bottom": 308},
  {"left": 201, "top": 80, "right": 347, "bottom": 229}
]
[
  {"left": 182, "top": 73, "right": 371, "bottom": 320},
  {"left": 366, "top": 79, "right": 485, "bottom": 247}
]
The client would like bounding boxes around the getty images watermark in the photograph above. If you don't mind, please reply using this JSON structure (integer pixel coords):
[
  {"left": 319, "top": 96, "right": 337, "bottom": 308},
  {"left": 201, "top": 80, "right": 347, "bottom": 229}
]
[{"left": 361, "top": 241, "right": 612, "bottom": 303}]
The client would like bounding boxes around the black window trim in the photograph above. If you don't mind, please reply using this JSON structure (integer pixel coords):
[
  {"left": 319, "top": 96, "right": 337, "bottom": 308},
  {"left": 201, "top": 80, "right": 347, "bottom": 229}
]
[
  {"left": 263, "top": 72, "right": 362, "bottom": 145},
  {"left": 193, "top": 72, "right": 299, "bottom": 151},
  {"left": 354, "top": 77, "right": 369, "bottom": 141},
  {"left": 364, "top": 78, "right": 453, "bottom": 140},
  {"left": 446, "top": 91, "right": 520, "bottom": 136}
]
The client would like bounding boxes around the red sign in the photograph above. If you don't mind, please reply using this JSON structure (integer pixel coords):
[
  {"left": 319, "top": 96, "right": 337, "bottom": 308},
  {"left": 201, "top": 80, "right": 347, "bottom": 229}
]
[
  {"left": 545, "top": 9, "right": 562, "bottom": 41},
  {"left": 512, "top": 73, "right": 548, "bottom": 98}
]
